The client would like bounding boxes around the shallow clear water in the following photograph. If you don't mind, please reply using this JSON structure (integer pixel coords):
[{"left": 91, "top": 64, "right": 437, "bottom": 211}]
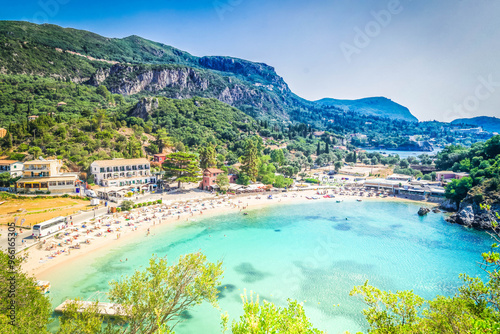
[{"left": 41, "top": 200, "right": 492, "bottom": 333}]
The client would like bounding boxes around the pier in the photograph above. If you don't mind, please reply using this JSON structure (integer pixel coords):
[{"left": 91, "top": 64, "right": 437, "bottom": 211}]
[{"left": 54, "top": 300, "right": 128, "bottom": 317}]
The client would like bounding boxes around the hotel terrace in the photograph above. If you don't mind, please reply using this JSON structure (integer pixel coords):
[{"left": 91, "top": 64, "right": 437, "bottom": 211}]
[
  {"left": 16, "top": 159, "right": 79, "bottom": 194},
  {"left": 90, "top": 158, "right": 156, "bottom": 190}
]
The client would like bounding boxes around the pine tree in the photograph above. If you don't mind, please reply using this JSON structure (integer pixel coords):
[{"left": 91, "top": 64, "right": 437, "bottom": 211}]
[
  {"left": 199, "top": 145, "right": 217, "bottom": 169},
  {"left": 163, "top": 152, "right": 202, "bottom": 188},
  {"left": 241, "top": 139, "right": 260, "bottom": 181},
  {"left": 156, "top": 129, "right": 171, "bottom": 153}
]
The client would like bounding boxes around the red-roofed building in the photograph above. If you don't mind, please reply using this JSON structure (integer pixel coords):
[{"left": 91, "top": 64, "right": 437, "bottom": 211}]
[
  {"left": 153, "top": 153, "right": 167, "bottom": 164},
  {"left": 199, "top": 168, "right": 237, "bottom": 190}
]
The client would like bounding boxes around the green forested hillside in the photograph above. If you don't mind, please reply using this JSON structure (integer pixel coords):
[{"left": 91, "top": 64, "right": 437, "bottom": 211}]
[
  {"left": 0, "top": 74, "right": 259, "bottom": 171},
  {"left": 0, "top": 20, "right": 423, "bottom": 124},
  {"left": 0, "top": 21, "right": 196, "bottom": 66}
]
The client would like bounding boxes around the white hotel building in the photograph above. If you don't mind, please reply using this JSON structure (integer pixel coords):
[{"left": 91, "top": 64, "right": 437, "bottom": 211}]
[{"left": 90, "top": 158, "right": 156, "bottom": 190}]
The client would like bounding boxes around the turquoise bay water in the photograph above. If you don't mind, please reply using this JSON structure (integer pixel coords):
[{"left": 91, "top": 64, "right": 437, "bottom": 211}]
[{"left": 42, "top": 200, "right": 492, "bottom": 333}]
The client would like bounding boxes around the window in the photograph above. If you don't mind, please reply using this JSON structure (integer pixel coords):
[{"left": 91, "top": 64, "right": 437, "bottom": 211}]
[
  {"left": 132, "top": 165, "right": 137, "bottom": 170},
  {"left": 113, "top": 167, "right": 119, "bottom": 172},
  {"left": 49, "top": 182, "right": 57, "bottom": 186},
  {"left": 57, "top": 181, "right": 65, "bottom": 186},
  {"left": 100, "top": 168, "right": 105, "bottom": 173},
  {"left": 66, "top": 181, "right": 73, "bottom": 185},
  {"left": 120, "top": 166, "right": 125, "bottom": 171}
]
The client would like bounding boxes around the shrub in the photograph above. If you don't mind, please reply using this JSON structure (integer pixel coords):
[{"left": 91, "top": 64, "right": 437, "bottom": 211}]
[
  {"left": 121, "top": 200, "right": 134, "bottom": 211},
  {"left": 304, "top": 178, "right": 320, "bottom": 184}
]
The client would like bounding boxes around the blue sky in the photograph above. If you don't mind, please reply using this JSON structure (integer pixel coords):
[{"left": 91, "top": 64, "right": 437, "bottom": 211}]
[{"left": 3, "top": 0, "right": 500, "bottom": 122}]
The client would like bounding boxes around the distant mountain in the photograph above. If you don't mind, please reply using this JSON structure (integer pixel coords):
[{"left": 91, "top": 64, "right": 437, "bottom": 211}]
[
  {"left": 0, "top": 20, "right": 418, "bottom": 123},
  {"left": 451, "top": 116, "right": 500, "bottom": 133},
  {"left": 315, "top": 97, "right": 418, "bottom": 122}
]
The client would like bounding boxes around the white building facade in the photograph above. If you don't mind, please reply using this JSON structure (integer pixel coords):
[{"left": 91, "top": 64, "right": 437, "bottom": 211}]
[
  {"left": 0, "top": 160, "right": 23, "bottom": 178},
  {"left": 90, "top": 158, "right": 156, "bottom": 189}
]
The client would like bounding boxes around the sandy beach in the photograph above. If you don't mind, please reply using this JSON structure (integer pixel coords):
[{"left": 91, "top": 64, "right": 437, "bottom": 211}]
[{"left": 16, "top": 188, "right": 436, "bottom": 279}]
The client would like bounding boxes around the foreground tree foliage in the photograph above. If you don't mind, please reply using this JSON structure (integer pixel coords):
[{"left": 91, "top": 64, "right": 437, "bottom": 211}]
[
  {"left": 58, "top": 252, "right": 223, "bottom": 334},
  {"left": 0, "top": 251, "right": 52, "bottom": 334},
  {"left": 57, "top": 300, "right": 112, "bottom": 334},
  {"left": 223, "top": 291, "right": 323, "bottom": 334}
]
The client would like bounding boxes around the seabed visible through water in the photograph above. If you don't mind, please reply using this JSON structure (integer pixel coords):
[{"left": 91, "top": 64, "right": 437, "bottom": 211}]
[{"left": 42, "top": 200, "right": 492, "bottom": 333}]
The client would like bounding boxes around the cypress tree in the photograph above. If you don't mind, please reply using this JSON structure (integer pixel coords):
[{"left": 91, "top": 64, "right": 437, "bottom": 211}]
[{"left": 317, "top": 142, "right": 321, "bottom": 156}]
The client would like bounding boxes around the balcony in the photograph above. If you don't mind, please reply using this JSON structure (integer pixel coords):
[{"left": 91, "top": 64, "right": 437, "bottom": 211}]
[{"left": 26, "top": 166, "right": 48, "bottom": 171}]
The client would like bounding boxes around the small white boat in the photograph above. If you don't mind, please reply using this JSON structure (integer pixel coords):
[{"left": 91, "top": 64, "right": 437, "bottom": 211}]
[{"left": 36, "top": 280, "right": 51, "bottom": 294}]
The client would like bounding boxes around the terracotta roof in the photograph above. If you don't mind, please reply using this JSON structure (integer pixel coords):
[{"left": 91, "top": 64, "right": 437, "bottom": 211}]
[
  {"left": 206, "top": 168, "right": 224, "bottom": 174},
  {"left": 0, "top": 160, "right": 20, "bottom": 165},
  {"left": 154, "top": 153, "right": 167, "bottom": 157},
  {"left": 24, "top": 160, "right": 57, "bottom": 165},
  {"left": 91, "top": 158, "right": 150, "bottom": 167}
]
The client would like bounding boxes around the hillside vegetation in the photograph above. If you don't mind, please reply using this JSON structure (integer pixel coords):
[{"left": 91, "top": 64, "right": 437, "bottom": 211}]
[{"left": 0, "top": 20, "right": 423, "bottom": 124}]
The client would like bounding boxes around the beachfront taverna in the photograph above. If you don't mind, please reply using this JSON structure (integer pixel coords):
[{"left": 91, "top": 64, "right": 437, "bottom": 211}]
[{"left": 16, "top": 159, "right": 79, "bottom": 194}]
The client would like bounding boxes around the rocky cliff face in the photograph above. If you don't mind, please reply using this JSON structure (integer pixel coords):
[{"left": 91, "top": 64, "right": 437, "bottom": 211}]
[
  {"left": 129, "top": 97, "right": 159, "bottom": 119},
  {"left": 89, "top": 64, "right": 291, "bottom": 118},
  {"left": 198, "top": 56, "right": 290, "bottom": 93},
  {"left": 446, "top": 199, "right": 500, "bottom": 230},
  {"left": 90, "top": 65, "right": 210, "bottom": 96}
]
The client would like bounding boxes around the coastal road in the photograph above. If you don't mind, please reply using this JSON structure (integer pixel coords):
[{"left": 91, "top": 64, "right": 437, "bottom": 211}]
[
  {"left": 0, "top": 206, "right": 111, "bottom": 254},
  {"left": 0, "top": 187, "right": 212, "bottom": 253}
]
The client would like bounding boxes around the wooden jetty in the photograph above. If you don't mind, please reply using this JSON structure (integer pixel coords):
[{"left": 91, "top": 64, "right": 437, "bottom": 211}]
[{"left": 54, "top": 300, "right": 128, "bottom": 317}]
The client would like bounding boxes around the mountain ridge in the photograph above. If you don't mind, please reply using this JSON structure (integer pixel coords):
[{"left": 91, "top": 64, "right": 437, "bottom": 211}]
[
  {"left": 0, "top": 20, "right": 418, "bottom": 123},
  {"left": 451, "top": 116, "right": 500, "bottom": 133},
  {"left": 315, "top": 97, "right": 418, "bottom": 122}
]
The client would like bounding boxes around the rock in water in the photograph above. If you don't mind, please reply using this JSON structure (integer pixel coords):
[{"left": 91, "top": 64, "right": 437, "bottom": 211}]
[
  {"left": 418, "top": 207, "right": 431, "bottom": 216},
  {"left": 439, "top": 199, "right": 457, "bottom": 212},
  {"left": 432, "top": 208, "right": 441, "bottom": 213}
]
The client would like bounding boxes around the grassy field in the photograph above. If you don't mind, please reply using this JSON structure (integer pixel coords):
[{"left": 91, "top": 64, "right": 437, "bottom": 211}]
[{"left": 0, "top": 195, "right": 91, "bottom": 228}]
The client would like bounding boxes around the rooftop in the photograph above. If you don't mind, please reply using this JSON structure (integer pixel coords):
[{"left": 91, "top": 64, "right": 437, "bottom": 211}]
[
  {"left": 205, "top": 168, "right": 225, "bottom": 174},
  {"left": 24, "top": 160, "right": 59, "bottom": 165},
  {"left": 0, "top": 160, "right": 20, "bottom": 165},
  {"left": 91, "top": 158, "right": 150, "bottom": 167}
]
